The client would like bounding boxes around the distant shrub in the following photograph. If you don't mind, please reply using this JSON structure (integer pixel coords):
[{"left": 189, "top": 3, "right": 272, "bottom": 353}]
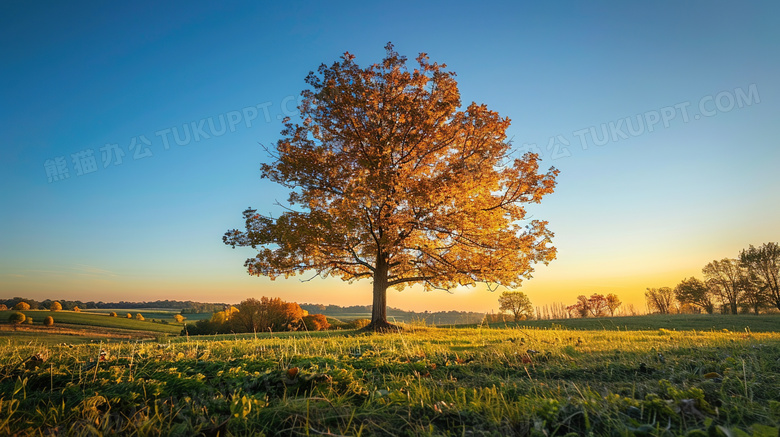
[
  {"left": 13, "top": 302, "right": 30, "bottom": 311},
  {"left": 109, "top": 312, "right": 117, "bottom": 317},
  {"left": 50, "top": 301, "right": 62, "bottom": 311},
  {"left": 303, "top": 314, "right": 331, "bottom": 331},
  {"left": 72, "top": 306, "right": 81, "bottom": 312},
  {"left": 0, "top": 304, "right": 6, "bottom": 311},
  {"left": 44, "top": 316, "right": 54, "bottom": 327},
  {"left": 126, "top": 313, "right": 132, "bottom": 319},
  {"left": 135, "top": 313, "right": 144, "bottom": 321},
  {"left": 8, "top": 312, "right": 26, "bottom": 325},
  {"left": 173, "top": 314, "right": 185, "bottom": 323},
  {"left": 26, "top": 317, "right": 33, "bottom": 325},
  {"left": 344, "top": 318, "right": 370, "bottom": 330}
]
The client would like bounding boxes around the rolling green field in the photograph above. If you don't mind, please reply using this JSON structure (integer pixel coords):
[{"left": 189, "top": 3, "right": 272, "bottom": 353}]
[
  {"left": 0, "top": 310, "right": 185, "bottom": 344},
  {"left": 0, "top": 315, "right": 779, "bottom": 436}
]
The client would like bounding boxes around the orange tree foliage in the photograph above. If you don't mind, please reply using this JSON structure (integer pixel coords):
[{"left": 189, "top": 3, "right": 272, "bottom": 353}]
[
  {"left": 232, "top": 297, "right": 304, "bottom": 333},
  {"left": 224, "top": 44, "right": 558, "bottom": 331},
  {"left": 302, "top": 314, "right": 330, "bottom": 331}
]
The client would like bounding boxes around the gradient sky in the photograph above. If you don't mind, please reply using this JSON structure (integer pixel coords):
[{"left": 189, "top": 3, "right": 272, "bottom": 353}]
[{"left": 1, "top": 1, "right": 778, "bottom": 313}]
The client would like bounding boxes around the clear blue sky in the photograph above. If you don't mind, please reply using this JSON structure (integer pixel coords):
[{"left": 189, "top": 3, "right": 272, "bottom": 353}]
[{"left": 1, "top": 1, "right": 778, "bottom": 312}]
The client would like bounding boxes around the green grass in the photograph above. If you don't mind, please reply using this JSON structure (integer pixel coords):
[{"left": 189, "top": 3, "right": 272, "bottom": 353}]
[
  {"left": 1, "top": 319, "right": 779, "bottom": 436},
  {"left": 83, "top": 308, "right": 214, "bottom": 322}
]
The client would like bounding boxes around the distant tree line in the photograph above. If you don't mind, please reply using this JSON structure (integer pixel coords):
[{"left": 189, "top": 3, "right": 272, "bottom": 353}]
[
  {"left": 646, "top": 242, "right": 779, "bottom": 315},
  {"left": 0, "top": 298, "right": 226, "bottom": 313},
  {"left": 561, "top": 293, "right": 623, "bottom": 318}
]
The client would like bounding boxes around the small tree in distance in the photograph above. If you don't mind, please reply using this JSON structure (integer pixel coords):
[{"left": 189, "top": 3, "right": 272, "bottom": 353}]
[
  {"left": 498, "top": 291, "right": 534, "bottom": 321},
  {"left": 674, "top": 277, "right": 714, "bottom": 314},
  {"left": 13, "top": 302, "right": 30, "bottom": 311},
  {"left": 703, "top": 258, "right": 744, "bottom": 314},
  {"left": 173, "top": 314, "right": 185, "bottom": 323},
  {"left": 605, "top": 294, "right": 621, "bottom": 316},
  {"left": 126, "top": 313, "right": 132, "bottom": 319},
  {"left": 645, "top": 287, "right": 676, "bottom": 314},
  {"left": 223, "top": 43, "right": 559, "bottom": 331},
  {"left": 135, "top": 313, "right": 144, "bottom": 321},
  {"left": 740, "top": 242, "right": 780, "bottom": 311},
  {"left": 44, "top": 316, "right": 54, "bottom": 327},
  {"left": 567, "top": 295, "right": 590, "bottom": 318},
  {"left": 50, "top": 301, "right": 62, "bottom": 311},
  {"left": 109, "top": 312, "right": 117, "bottom": 317},
  {"left": 586, "top": 294, "right": 609, "bottom": 317}
]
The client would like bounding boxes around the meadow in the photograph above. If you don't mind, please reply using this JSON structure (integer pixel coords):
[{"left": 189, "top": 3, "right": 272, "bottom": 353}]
[{"left": 0, "top": 315, "right": 779, "bottom": 436}]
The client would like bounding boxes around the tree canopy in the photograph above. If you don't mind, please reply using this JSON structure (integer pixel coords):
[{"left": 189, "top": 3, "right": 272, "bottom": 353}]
[{"left": 224, "top": 43, "right": 558, "bottom": 330}]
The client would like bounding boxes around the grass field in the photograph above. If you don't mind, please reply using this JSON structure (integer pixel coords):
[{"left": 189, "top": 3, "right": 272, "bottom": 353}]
[
  {"left": 0, "top": 314, "right": 778, "bottom": 435},
  {"left": 481, "top": 313, "right": 780, "bottom": 333},
  {"left": 0, "top": 310, "right": 184, "bottom": 344}
]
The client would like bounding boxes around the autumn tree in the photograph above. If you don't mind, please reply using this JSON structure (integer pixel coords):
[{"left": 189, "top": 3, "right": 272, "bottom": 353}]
[
  {"left": 13, "top": 302, "right": 30, "bottom": 311},
  {"left": 703, "top": 258, "right": 744, "bottom": 314},
  {"left": 498, "top": 291, "right": 534, "bottom": 321},
  {"left": 224, "top": 44, "right": 558, "bottom": 331},
  {"left": 302, "top": 314, "right": 330, "bottom": 331},
  {"left": 232, "top": 297, "right": 304, "bottom": 333},
  {"left": 135, "top": 313, "right": 144, "bottom": 321},
  {"left": 586, "top": 294, "right": 609, "bottom": 317},
  {"left": 645, "top": 287, "right": 676, "bottom": 314},
  {"left": 50, "top": 301, "right": 62, "bottom": 311},
  {"left": 173, "top": 314, "right": 185, "bottom": 323},
  {"left": 109, "top": 312, "right": 117, "bottom": 317},
  {"left": 674, "top": 277, "right": 714, "bottom": 314},
  {"left": 740, "top": 242, "right": 780, "bottom": 311},
  {"left": 605, "top": 293, "right": 621, "bottom": 316},
  {"left": 566, "top": 295, "right": 590, "bottom": 318}
]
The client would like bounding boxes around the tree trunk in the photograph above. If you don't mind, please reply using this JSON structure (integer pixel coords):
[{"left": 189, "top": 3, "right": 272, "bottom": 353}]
[{"left": 365, "top": 253, "right": 400, "bottom": 332}]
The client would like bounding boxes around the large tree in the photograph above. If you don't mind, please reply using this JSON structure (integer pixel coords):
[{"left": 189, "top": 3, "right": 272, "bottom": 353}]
[
  {"left": 223, "top": 44, "right": 558, "bottom": 331},
  {"left": 740, "top": 242, "right": 780, "bottom": 311}
]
